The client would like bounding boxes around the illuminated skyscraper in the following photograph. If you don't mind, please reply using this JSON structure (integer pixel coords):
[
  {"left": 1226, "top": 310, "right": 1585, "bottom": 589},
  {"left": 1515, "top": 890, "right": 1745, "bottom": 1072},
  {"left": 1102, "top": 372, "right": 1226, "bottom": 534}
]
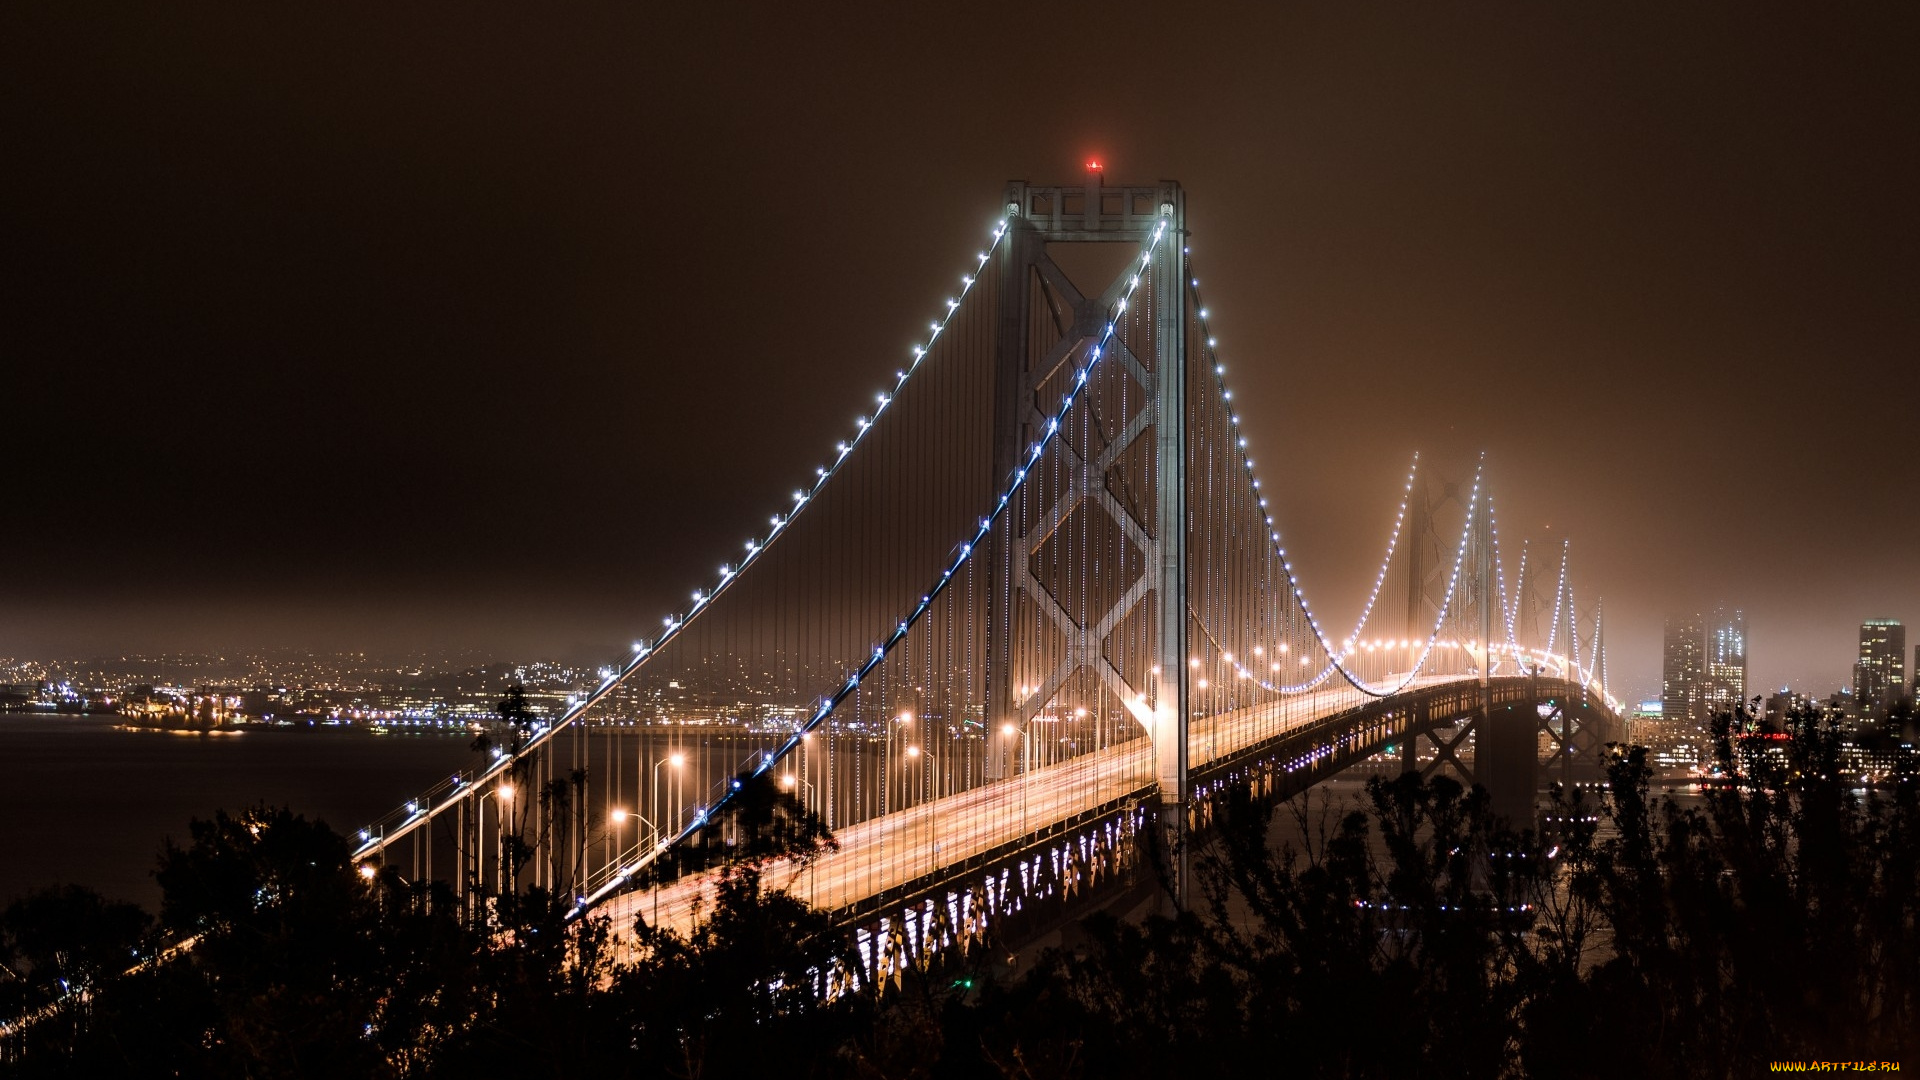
[
  {"left": 1853, "top": 619, "right": 1907, "bottom": 715},
  {"left": 1662, "top": 613, "right": 1707, "bottom": 725},
  {"left": 1703, "top": 606, "right": 1748, "bottom": 716}
]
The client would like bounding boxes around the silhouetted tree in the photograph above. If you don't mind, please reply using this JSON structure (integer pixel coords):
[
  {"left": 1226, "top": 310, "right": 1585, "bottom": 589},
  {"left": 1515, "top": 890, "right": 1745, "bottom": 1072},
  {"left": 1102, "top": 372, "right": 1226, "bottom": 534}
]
[
  {"left": 7, "top": 707, "right": 1916, "bottom": 1078},
  {"left": 540, "top": 775, "right": 573, "bottom": 896},
  {"left": 0, "top": 885, "right": 150, "bottom": 1029},
  {"left": 1565, "top": 711, "right": 1920, "bottom": 1075},
  {"left": 652, "top": 769, "right": 838, "bottom": 883},
  {"left": 495, "top": 683, "right": 535, "bottom": 743}
]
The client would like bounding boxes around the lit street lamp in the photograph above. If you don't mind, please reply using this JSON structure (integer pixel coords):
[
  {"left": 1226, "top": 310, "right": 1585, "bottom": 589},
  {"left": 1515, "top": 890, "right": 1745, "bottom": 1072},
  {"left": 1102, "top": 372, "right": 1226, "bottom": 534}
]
[
  {"left": 493, "top": 784, "right": 517, "bottom": 895},
  {"left": 779, "top": 771, "right": 815, "bottom": 810},
  {"left": 904, "top": 743, "right": 940, "bottom": 793},
  {"left": 608, "top": 806, "right": 657, "bottom": 867}
]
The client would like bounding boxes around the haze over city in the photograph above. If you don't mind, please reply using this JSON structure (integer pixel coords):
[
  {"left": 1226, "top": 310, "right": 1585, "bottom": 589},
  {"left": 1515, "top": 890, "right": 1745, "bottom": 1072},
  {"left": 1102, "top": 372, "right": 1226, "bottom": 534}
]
[{"left": 6, "top": 5, "right": 1915, "bottom": 702}]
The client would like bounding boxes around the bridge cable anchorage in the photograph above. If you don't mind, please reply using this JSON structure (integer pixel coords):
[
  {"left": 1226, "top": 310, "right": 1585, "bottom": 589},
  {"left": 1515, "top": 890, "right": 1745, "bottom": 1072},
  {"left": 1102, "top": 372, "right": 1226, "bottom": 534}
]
[
  {"left": 351, "top": 214, "right": 1018, "bottom": 860},
  {"left": 567, "top": 219, "right": 1175, "bottom": 919},
  {"left": 1184, "top": 264, "right": 1487, "bottom": 699}
]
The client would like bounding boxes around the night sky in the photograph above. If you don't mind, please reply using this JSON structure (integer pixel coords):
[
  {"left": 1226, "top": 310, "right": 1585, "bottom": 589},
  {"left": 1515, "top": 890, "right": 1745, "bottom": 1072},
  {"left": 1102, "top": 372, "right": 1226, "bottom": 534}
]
[{"left": 5, "top": 4, "right": 1915, "bottom": 700}]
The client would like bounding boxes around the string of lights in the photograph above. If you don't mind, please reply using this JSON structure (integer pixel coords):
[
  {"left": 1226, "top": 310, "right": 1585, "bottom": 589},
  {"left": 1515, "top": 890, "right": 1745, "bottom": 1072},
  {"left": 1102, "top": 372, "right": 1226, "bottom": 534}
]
[
  {"left": 1343, "top": 454, "right": 1422, "bottom": 652},
  {"left": 352, "top": 211, "right": 1624, "bottom": 920},
  {"left": 354, "top": 214, "right": 1016, "bottom": 859},
  {"left": 1490, "top": 496, "right": 1520, "bottom": 658},
  {"left": 1566, "top": 581, "right": 1582, "bottom": 687},
  {"left": 573, "top": 218, "right": 1175, "bottom": 910},
  {"left": 1544, "top": 540, "right": 1570, "bottom": 657},
  {"left": 1586, "top": 598, "right": 1604, "bottom": 685},
  {"left": 1183, "top": 266, "right": 1484, "bottom": 699}
]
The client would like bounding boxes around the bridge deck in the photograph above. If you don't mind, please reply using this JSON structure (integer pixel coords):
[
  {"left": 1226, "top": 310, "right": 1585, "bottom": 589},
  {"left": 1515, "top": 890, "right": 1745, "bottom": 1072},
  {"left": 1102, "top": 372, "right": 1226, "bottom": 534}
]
[{"left": 599, "top": 675, "right": 1463, "bottom": 937}]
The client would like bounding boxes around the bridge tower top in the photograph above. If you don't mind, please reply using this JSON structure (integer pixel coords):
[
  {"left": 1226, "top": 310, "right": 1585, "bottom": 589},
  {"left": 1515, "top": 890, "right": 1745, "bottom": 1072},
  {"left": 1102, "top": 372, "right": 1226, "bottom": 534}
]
[{"left": 1002, "top": 174, "right": 1183, "bottom": 242}]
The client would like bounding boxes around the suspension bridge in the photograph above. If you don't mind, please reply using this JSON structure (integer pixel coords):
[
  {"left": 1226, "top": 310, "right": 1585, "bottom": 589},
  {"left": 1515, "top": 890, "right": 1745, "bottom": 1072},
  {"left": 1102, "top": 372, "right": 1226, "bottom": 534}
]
[{"left": 350, "top": 171, "right": 1621, "bottom": 989}]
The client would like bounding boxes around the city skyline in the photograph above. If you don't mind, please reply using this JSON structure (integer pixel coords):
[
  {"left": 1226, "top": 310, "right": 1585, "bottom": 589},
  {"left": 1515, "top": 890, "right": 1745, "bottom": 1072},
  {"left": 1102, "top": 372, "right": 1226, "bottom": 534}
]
[
  {"left": 10, "top": 602, "right": 1910, "bottom": 716},
  {"left": 5, "top": 5, "right": 1916, "bottom": 704}
]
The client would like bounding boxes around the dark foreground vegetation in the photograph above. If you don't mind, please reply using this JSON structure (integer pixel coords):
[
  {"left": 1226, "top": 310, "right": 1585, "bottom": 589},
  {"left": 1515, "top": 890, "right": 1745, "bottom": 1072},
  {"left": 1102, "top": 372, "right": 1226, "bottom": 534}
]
[{"left": 4, "top": 707, "right": 1916, "bottom": 1078}]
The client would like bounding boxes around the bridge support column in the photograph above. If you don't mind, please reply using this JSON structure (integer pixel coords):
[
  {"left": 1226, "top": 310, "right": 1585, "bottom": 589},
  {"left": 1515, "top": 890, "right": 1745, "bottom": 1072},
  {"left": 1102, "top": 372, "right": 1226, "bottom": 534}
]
[
  {"left": 984, "top": 204, "right": 1029, "bottom": 784},
  {"left": 1480, "top": 698, "right": 1539, "bottom": 828},
  {"left": 1151, "top": 192, "right": 1189, "bottom": 910},
  {"left": 1475, "top": 478, "right": 1494, "bottom": 805}
]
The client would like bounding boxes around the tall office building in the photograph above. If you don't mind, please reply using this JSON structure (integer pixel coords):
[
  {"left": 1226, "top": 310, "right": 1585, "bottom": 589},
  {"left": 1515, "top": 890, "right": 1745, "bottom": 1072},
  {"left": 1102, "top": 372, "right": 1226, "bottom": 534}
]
[
  {"left": 1704, "top": 606, "right": 1748, "bottom": 715},
  {"left": 1853, "top": 619, "right": 1907, "bottom": 715},
  {"left": 1662, "top": 613, "right": 1707, "bottom": 726},
  {"left": 1765, "top": 689, "right": 1810, "bottom": 728}
]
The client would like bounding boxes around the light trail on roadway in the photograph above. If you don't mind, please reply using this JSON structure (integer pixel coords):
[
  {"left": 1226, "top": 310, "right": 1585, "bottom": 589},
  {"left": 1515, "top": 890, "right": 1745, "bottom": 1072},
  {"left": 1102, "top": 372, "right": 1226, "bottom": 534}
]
[{"left": 598, "top": 673, "right": 1465, "bottom": 939}]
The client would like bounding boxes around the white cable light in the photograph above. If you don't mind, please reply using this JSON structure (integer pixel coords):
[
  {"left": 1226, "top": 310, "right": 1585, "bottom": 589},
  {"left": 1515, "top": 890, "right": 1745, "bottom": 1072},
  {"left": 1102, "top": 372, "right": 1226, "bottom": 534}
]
[
  {"left": 354, "top": 213, "right": 1017, "bottom": 860},
  {"left": 1187, "top": 263, "right": 1487, "bottom": 698},
  {"left": 563, "top": 218, "right": 1177, "bottom": 911},
  {"left": 1545, "top": 540, "right": 1570, "bottom": 657}
]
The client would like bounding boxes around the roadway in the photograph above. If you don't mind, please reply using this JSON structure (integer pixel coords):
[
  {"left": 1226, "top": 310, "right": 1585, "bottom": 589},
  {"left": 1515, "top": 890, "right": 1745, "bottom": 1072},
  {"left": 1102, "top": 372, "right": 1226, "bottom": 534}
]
[{"left": 598, "top": 673, "right": 1467, "bottom": 939}]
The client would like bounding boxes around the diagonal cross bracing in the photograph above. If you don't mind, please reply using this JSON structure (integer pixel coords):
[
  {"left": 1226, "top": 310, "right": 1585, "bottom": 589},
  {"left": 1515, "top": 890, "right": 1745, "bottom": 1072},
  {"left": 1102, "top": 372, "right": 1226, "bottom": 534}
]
[{"left": 568, "top": 215, "right": 1175, "bottom": 915}]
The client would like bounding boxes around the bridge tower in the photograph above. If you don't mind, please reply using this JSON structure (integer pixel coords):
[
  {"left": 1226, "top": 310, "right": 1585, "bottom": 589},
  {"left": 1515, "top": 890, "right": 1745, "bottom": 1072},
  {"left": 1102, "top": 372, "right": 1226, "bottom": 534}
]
[
  {"left": 1404, "top": 475, "right": 1470, "bottom": 646},
  {"left": 985, "top": 168, "right": 1192, "bottom": 904}
]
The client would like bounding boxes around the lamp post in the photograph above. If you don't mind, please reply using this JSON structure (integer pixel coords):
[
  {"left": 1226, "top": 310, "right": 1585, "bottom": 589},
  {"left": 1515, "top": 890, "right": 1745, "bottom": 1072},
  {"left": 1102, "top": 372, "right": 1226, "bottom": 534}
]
[
  {"left": 905, "top": 744, "right": 943, "bottom": 877},
  {"left": 777, "top": 768, "right": 819, "bottom": 903},
  {"left": 494, "top": 784, "right": 516, "bottom": 897},
  {"left": 905, "top": 743, "right": 944, "bottom": 799},
  {"left": 607, "top": 806, "right": 627, "bottom": 868},
  {"left": 646, "top": 752, "right": 683, "bottom": 928},
  {"left": 609, "top": 806, "right": 656, "bottom": 869},
  {"left": 779, "top": 771, "right": 815, "bottom": 810},
  {"left": 799, "top": 730, "right": 821, "bottom": 830},
  {"left": 652, "top": 752, "right": 686, "bottom": 846},
  {"left": 1000, "top": 721, "right": 1027, "bottom": 836},
  {"left": 886, "top": 711, "right": 912, "bottom": 816}
]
